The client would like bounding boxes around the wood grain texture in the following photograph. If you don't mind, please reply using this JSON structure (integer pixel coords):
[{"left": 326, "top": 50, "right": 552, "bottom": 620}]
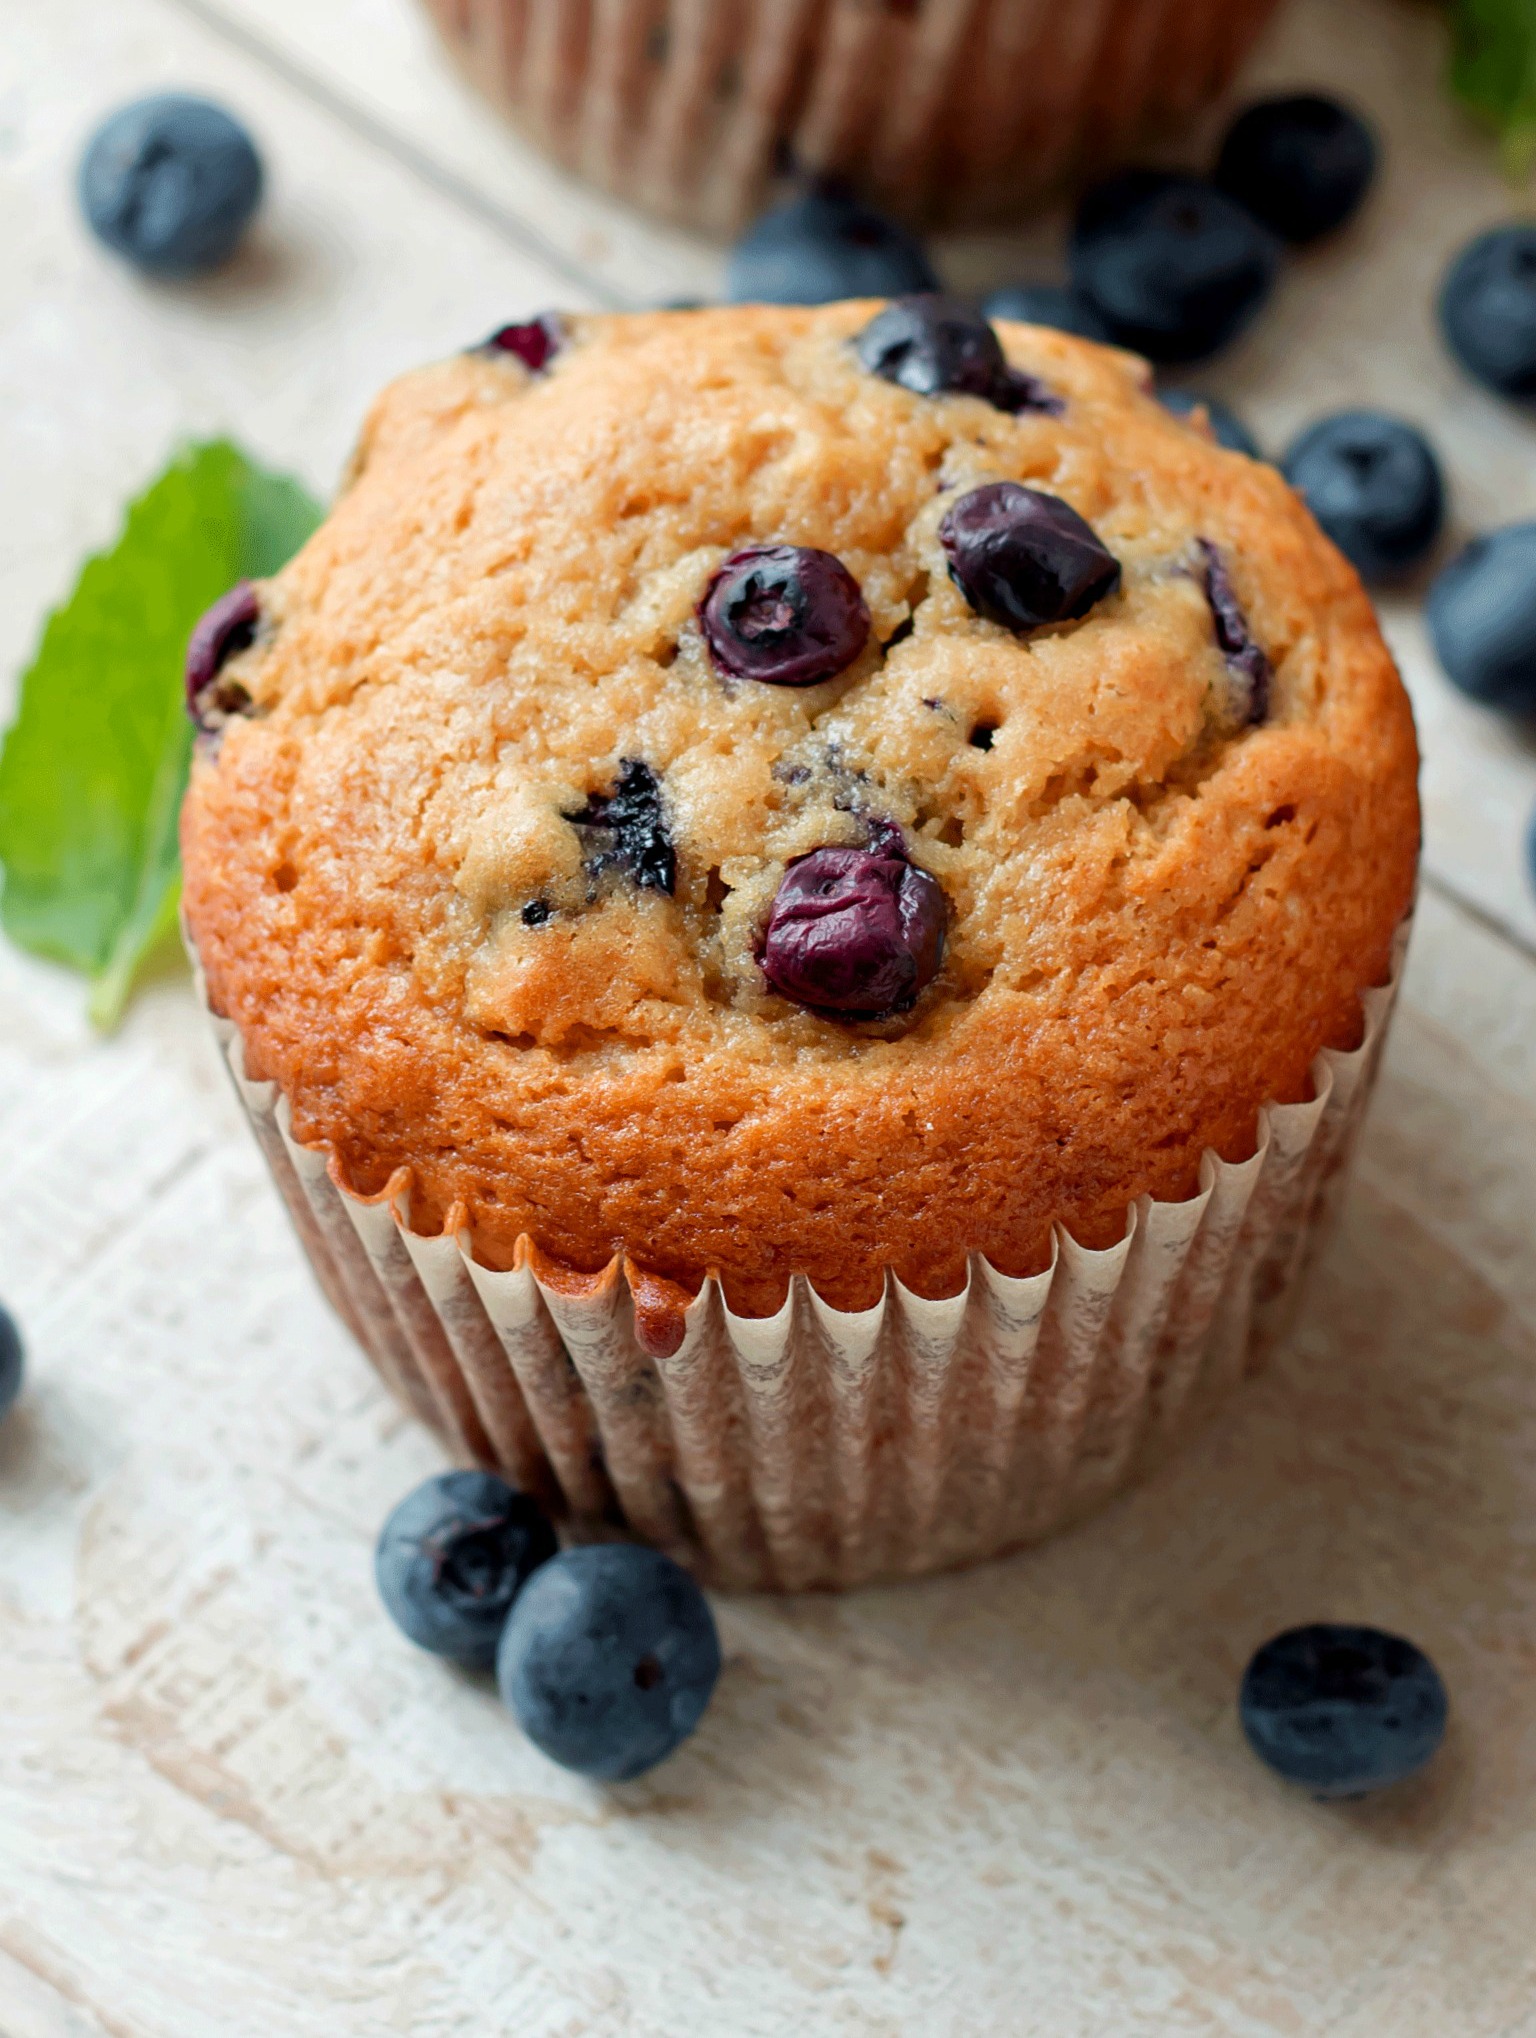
[{"left": 4, "top": 0, "right": 1536, "bottom": 2030}]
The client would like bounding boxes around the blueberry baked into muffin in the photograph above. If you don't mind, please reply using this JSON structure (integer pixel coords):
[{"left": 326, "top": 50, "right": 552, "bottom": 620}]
[{"left": 182, "top": 301, "right": 1416, "bottom": 1581}]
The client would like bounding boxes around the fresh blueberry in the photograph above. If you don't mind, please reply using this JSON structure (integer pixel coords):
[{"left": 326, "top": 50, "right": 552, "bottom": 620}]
[
  {"left": 185, "top": 581, "right": 260, "bottom": 727},
  {"left": 700, "top": 544, "right": 870, "bottom": 687},
  {"left": 1196, "top": 539, "right": 1271, "bottom": 724},
  {"left": 475, "top": 314, "right": 563, "bottom": 371},
  {"left": 1240, "top": 1623, "right": 1448, "bottom": 1798},
  {"left": 854, "top": 295, "right": 1062, "bottom": 413},
  {"left": 1214, "top": 95, "right": 1376, "bottom": 245},
  {"left": 564, "top": 759, "right": 676, "bottom": 895},
  {"left": 1281, "top": 410, "right": 1444, "bottom": 580},
  {"left": 981, "top": 282, "right": 1112, "bottom": 342},
  {"left": 1439, "top": 224, "right": 1536, "bottom": 399},
  {"left": 939, "top": 482, "right": 1121, "bottom": 634},
  {"left": 1160, "top": 388, "right": 1263, "bottom": 459},
  {"left": 1070, "top": 171, "right": 1281, "bottom": 363},
  {"left": 1427, "top": 521, "right": 1536, "bottom": 710},
  {"left": 0, "top": 1303, "right": 23, "bottom": 1422},
  {"left": 375, "top": 1470, "right": 557, "bottom": 1671},
  {"left": 78, "top": 94, "right": 263, "bottom": 276},
  {"left": 726, "top": 189, "right": 938, "bottom": 305},
  {"left": 497, "top": 1544, "right": 721, "bottom": 1781},
  {"left": 761, "top": 825, "right": 947, "bottom": 1019}
]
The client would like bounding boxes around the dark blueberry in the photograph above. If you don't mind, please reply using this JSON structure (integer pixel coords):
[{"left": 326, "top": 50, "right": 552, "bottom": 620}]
[
  {"left": 1281, "top": 411, "right": 1444, "bottom": 580},
  {"left": 939, "top": 482, "right": 1121, "bottom": 634},
  {"left": 761, "top": 825, "right": 946, "bottom": 1019},
  {"left": 78, "top": 94, "right": 262, "bottom": 276},
  {"left": 185, "top": 580, "right": 260, "bottom": 726},
  {"left": 564, "top": 759, "right": 676, "bottom": 894},
  {"left": 375, "top": 1470, "right": 558, "bottom": 1671},
  {"left": 853, "top": 294, "right": 1062, "bottom": 414},
  {"left": 725, "top": 189, "right": 938, "bottom": 306},
  {"left": 981, "top": 282, "right": 1113, "bottom": 342},
  {"left": 1160, "top": 388, "right": 1263, "bottom": 459},
  {"left": 476, "top": 313, "right": 563, "bottom": 371},
  {"left": 700, "top": 545, "right": 869, "bottom": 688},
  {"left": 1439, "top": 224, "right": 1536, "bottom": 399},
  {"left": 0, "top": 1302, "right": 23, "bottom": 1422},
  {"left": 1240, "top": 1623, "right": 1448, "bottom": 1798},
  {"left": 1214, "top": 95, "right": 1376, "bottom": 245},
  {"left": 1070, "top": 171, "right": 1282, "bottom": 364},
  {"left": 1427, "top": 521, "right": 1536, "bottom": 710},
  {"left": 497, "top": 1544, "right": 721, "bottom": 1781},
  {"left": 1196, "top": 539, "right": 1271, "bottom": 724},
  {"left": 521, "top": 899, "right": 552, "bottom": 926}
]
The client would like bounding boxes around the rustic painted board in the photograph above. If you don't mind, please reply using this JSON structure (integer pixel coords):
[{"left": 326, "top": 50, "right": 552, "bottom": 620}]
[{"left": 4, "top": 0, "right": 1536, "bottom": 2032}]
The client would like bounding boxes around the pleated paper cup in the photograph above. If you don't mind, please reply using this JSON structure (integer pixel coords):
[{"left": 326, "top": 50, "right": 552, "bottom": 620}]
[
  {"left": 417, "top": 0, "right": 1284, "bottom": 232},
  {"left": 191, "top": 920, "right": 1407, "bottom": 1592}
]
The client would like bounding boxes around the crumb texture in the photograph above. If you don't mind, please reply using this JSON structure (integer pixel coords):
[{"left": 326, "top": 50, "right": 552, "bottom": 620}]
[{"left": 181, "top": 305, "right": 1419, "bottom": 1312}]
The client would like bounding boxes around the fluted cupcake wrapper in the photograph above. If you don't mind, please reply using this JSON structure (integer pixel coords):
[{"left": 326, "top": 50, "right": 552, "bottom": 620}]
[
  {"left": 193, "top": 923, "right": 1406, "bottom": 1591},
  {"left": 418, "top": 0, "right": 1283, "bottom": 231}
]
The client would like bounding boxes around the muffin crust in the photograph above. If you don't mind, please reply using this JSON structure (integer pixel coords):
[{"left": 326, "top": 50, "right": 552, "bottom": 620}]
[{"left": 181, "top": 305, "right": 1419, "bottom": 1314}]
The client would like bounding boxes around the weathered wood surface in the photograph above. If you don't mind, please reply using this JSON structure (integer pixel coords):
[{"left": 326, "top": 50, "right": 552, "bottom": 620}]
[{"left": 3, "top": 0, "right": 1536, "bottom": 2031}]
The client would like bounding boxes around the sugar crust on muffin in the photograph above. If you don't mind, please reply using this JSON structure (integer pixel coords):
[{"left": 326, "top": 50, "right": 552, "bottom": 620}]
[{"left": 181, "top": 305, "right": 1419, "bottom": 1315}]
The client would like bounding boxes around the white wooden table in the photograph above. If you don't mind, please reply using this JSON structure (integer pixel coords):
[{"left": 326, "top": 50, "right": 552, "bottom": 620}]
[{"left": 4, "top": 2, "right": 1536, "bottom": 2031}]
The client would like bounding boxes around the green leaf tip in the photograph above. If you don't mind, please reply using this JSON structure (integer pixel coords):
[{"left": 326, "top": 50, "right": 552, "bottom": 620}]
[
  {"left": 0, "top": 439, "right": 323, "bottom": 1030},
  {"left": 1449, "top": 0, "right": 1536, "bottom": 178}
]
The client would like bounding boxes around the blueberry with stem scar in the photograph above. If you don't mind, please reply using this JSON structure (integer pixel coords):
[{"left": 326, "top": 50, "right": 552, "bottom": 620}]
[
  {"left": 1239, "top": 1624, "right": 1448, "bottom": 1798},
  {"left": 854, "top": 295, "right": 1062, "bottom": 415},
  {"left": 375, "top": 1470, "right": 558, "bottom": 1672},
  {"left": 939, "top": 483, "right": 1120, "bottom": 634},
  {"left": 761, "top": 824, "right": 946, "bottom": 1020},
  {"left": 700, "top": 545, "right": 869, "bottom": 688},
  {"left": 185, "top": 580, "right": 260, "bottom": 727}
]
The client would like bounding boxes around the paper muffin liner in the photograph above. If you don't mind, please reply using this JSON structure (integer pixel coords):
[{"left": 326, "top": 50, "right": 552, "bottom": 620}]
[
  {"left": 191, "top": 919, "right": 1407, "bottom": 1591},
  {"left": 417, "top": 0, "right": 1283, "bottom": 232}
]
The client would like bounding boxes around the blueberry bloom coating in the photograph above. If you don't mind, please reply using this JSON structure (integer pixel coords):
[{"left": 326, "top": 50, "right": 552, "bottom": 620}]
[
  {"left": 761, "top": 828, "right": 947, "bottom": 1019},
  {"left": 476, "top": 314, "right": 563, "bottom": 371},
  {"left": 1439, "top": 224, "right": 1536, "bottom": 398},
  {"left": 982, "top": 282, "right": 1112, "bottom": 342},
  {"left": 854, "top": 295, "right": 1062, "bottom": 415},
  {"left": 726, "top": 190, "right": 938, "bottom": 306},
  {"left": 1239, "top": 1624, "right": 1448, "bottom": 1798},
  {"left": 1070, "top": 171, "right": 1281, "bottom": 363},
  {"left": 701, "top": 545, "right": 870, "bottom": 688},
  {"left": 1282, "top": 410, "right": 1444, "bottom": 581},
  {"left": 939, "top": 483, "right": 1120, "bottom": 634},
  {"left": 0, "top": 1302, "right": 23, "bottom": 1424},
  {"left": 497, "top": 1544, "right": 721, "bottom": 1781},
  {"left": 1196, "top": 539, "right": 1271, "bottom": 724},
  {"left": 185, "top": 580, "right": 260, "bottom": 725},
  {"left": 1161, "top": 389, "right": 1262, "bottom": 460},
  {"left": 1214, "top": 94, "right": 1376, "bottom": 245},
  {"left": 564, "top": 759, "right": 676, "bottom": 894},
  {"left": 375, "top": 1470, "right": 558, "bottom": 1671},
  {"left": 78, "top": 94, "right": 263, "bottom": 276},
  {"left": 1428, "top": 522, "right": 1536, "bottom": 711}
]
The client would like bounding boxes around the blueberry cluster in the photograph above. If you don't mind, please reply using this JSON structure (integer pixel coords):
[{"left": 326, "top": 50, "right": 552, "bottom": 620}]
[{"left": 375, "top": 1471, "right": 721, "bottom": 1782}]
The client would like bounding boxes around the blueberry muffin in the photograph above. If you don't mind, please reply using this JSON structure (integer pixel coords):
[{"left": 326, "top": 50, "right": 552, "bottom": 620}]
[
  {"left": 182, "top": 301, "right": 1416, "bottom": 1339},
  {"left": 417, "top": 0, "right": 1284, "bottom": 232}
]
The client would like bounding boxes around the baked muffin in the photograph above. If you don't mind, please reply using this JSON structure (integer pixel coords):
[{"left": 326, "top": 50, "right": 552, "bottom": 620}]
[
  {"left": 182, "top": 300, "right": 1417, "bottom": 1587},
  {"left": 417, "top": 0, "right": 1285, "bottom": 231}
]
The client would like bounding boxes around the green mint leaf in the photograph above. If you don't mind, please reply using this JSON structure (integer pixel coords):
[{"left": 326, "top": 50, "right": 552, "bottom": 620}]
[
  {"left": 1450, "top": 0, "right": 1536, "bottom": 177},
  {"left": 0, "top": 439, "right": 322, "bottom": 1028}
]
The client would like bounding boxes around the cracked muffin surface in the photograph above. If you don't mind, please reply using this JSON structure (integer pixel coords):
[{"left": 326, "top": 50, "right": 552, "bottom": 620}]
[{"left": 180, "top": 302, "right": 1418, "bottom": 1314}]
